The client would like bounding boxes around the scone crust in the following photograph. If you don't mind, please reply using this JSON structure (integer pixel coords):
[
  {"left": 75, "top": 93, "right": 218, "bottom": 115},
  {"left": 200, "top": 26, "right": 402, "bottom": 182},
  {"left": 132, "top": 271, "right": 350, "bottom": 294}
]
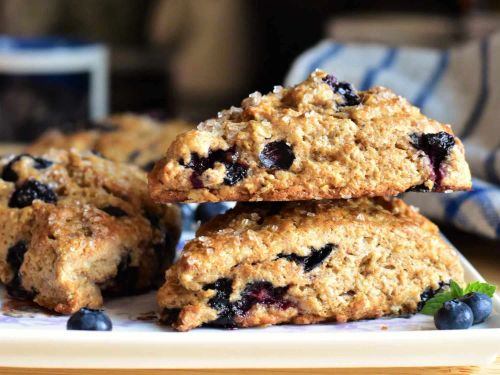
[
  {"left": 157, "top": 197, "right": 464, "bottom": 331},
  {"left": 149, "top": 70, "right": 471, "bottom": 203},
  {"left": 26, "top": 114, "right": 194, "bottom": 171},
  {"left": 0, "top": 150, "right": 181, "bottom": 313}
]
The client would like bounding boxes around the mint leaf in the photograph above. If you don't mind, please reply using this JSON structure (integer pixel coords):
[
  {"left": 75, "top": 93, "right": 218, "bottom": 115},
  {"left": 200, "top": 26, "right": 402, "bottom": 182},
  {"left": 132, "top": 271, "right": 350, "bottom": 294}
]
[
  {"left": 420, "top": 280, "right": 497, "bottom": 315},
  {"left": 464, "top": 281, "right": 496, "bottom": 297},
  {"left": 450, "top": 280, "right": 463, "bottom": 298},
  {"left": 420, "top": 291, "right": 454, "bottom": 315}
]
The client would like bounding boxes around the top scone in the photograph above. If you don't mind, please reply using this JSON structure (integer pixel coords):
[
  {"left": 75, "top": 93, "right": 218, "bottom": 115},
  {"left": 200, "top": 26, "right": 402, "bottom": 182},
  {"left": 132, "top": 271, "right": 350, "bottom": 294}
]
[{"left": 149, "top": 70, "right": 471, "bottom": 203}]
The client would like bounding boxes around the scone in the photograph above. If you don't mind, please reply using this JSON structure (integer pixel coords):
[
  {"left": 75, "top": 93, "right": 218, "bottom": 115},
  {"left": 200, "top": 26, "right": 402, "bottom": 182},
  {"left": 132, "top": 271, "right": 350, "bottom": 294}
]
[
  {"left": 157, "top": 197, "right": 464, "bottom": 331},
  {"left": 0, "top": 150, "right": 181, "bottom": 314},
  {"left": 26, "top": 114, "right": 194, "bottom": 171},
  {"left": 149, "top": 70, "right": 471, "bottom": 203}
]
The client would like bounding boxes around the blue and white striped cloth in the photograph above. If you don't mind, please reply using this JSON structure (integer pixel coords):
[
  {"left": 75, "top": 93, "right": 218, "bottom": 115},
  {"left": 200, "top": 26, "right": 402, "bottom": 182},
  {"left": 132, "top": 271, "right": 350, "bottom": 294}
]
[{"left": 285, "top": 34, "right": 500, "bottom": 239}]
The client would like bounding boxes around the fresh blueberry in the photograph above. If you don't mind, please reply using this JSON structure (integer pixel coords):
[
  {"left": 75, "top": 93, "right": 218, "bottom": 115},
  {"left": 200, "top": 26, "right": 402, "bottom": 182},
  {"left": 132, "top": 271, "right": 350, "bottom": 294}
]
[
  {"left": 434, "top": 299, "right": 473, "bottom": 330},
  {"left": 1, "top": 154, "right": 52, "bottom": 182},
  {"left": 460, "top": 292, "right": 493, "bottom": 324},
  {"left": 8, "top": 179, "right": 57, "bottom": 208},
  {"left": 259, "top": 141, "right": 295, "bottom": 170},
  {"left": 100, "top": 206, "right": 128, "bottom": 218},
  {"left": 322, "top": 75, "right": 361, "bottom": 106},
  {"left": 67, "top": 308, "right": 113, "bottom": 331},
  {"left": 194, "top": 203, "right": 229, "bottom": 224},
  {"left": 277, "top": 243, "right": 336, "bottom": 272}
]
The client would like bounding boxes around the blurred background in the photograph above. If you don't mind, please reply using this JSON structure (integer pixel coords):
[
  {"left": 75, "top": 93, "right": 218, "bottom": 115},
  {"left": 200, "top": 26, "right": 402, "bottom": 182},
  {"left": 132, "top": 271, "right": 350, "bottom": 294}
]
[{"left": 1, "top": 0, "right": 500, "bottom": 141}]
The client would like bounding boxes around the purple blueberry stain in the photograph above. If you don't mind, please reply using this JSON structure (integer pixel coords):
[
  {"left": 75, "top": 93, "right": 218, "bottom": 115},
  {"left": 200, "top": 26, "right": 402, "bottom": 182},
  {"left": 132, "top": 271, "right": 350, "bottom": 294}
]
[
  {"left": 203, "top": 278, "right": 293, "bottom": 328},
  {"left": 1, "top": 154, "right": 53, "bottom": 182},
  {"left": 8, "top": 179, "right": 57, "bottom": 208},
  {"left": 410, "top": 132, "right": 455, "bottom": 189},
  {"left": 277, "top": 243, "right": 336, "bottom": 272},
  {"left": 259, "top": 141, "right": 295, "bottom": 170},
  {"left": 181, "top": 146, "right": 248, "bottom": 188},
  {"left": 235, "top": 281, "right": 292, "bottom": 313},
  {"left": 322, "top": 75, "right": 361, "bottom": 106}
]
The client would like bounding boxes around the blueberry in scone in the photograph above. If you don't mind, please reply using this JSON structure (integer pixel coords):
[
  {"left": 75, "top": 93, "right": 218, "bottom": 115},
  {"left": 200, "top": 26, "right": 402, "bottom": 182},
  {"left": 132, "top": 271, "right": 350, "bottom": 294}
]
[
  {"left": 0, "top": 150, "right": 181, "bottom": 314},
  {"left": 26, "top": 114, "right": 194, "bottom": 171},
  {"left": 149, "top": 69, "right": 471, "bottom": 203},
  {"left": 157, "top": 197, "right": 464, "bottom": 331}
]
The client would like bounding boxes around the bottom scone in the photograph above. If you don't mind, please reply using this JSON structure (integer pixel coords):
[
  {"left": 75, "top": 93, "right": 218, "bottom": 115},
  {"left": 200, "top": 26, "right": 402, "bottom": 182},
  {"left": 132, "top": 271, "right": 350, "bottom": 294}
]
[
  {"left": 158, "top": 197, "right": 464, "bottom": 331},
  {"left": 0, "top": 150, "right": 181, "bottom": 313}
]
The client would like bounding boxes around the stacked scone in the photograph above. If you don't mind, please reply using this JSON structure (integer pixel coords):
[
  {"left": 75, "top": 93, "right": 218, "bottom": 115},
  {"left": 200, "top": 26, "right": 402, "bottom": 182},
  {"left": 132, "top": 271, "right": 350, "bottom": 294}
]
[{"left": 149, "top": 70, "right": 472, "bottom": 330}]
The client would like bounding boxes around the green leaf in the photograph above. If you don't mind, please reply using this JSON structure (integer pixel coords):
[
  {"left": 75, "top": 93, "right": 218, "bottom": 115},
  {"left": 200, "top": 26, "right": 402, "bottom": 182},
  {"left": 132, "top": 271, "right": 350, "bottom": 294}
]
[
  {"left": 420, "top": 291, "right": 454, "bottom": 315},
  {"left": 449, "top": 280, "right": 464, "bottom": 298},
  {"left": 464, "top": 281, "right": 497, "bottom": 297}
]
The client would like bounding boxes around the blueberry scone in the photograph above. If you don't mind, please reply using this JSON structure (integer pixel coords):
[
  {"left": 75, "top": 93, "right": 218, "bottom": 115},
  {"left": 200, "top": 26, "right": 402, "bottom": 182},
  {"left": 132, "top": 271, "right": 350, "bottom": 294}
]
[
  {"left": 158, "top": 197, "right": 463, "bottom": 331},
  {"left": 26, "top": 114, "right": 194, "bottom": 172},
  {"left": 0, "top": 150, "right": 181, "bottom": 314},
  {"left": 149, "top": 70, "right": 471, "bottom": 203}
]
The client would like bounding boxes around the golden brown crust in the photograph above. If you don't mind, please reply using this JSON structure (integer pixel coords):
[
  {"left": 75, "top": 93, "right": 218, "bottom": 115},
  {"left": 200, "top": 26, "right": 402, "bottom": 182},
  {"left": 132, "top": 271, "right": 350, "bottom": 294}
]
[
  {"left": 149, "top": 70, "right": 471, "bottom": 203},
  {"left": 26, "top": 114, "right": 194, "bottom": 171},
  {"left": 0, "top": 150, "right": 181, "bottom": 314},
  {"left": 157, "top": 197, "right": 464, "bottom": 331}
]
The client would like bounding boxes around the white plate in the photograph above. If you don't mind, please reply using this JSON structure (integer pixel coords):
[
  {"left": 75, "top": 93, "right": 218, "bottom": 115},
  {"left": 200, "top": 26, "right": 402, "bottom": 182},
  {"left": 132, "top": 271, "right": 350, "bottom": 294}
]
[{"left": 0, "top": 251, "right": 498, "bottom": 369}]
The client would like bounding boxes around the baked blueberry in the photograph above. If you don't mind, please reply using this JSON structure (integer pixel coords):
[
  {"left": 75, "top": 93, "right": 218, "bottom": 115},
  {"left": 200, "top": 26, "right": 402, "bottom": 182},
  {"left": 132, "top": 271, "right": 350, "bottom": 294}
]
[
  {"left": 434, "top": 299, "right": 473, "bottom": 330},
  {"left": 322, "top": 75, "right": 361, "bottom": 106},
  {"left": 142, "top": 161, "right": 156, "bottom": 172},
  {"left": 417, "top": 281, "right": 449, "bottom": 311},
  {"left": 6, "top": 240, "right": 28, "bottom": 271},
  {"left": 1, "top": 154, "right": 52, "bottom": 182},
  {"left": 235, "top": 281, "right": 292, "bottom": 314},
  {"left": 204, "top": 278, "right": 236, "bottom": 328},
  {"left": 162, "top": 308, "right": 181, "bottom": 325},
  {"left": 278, "top": 243, "right": 336, "bottom": 272},
  {"left": 5, "top": 240, "right": 34, "bottom": 299},
  {"left": 460, "top": 292, "right": 492, "bottom": 324},
  {"left": 183, "top": 147, "right": 247, "bottom": 188},
  {"left": 259, "top": 141, "right": 295, "bottom": 170},
  {"left": 100, "top": 206, "right": 128, "bottom": 218},
  {"left": 194, "top": 203, "right": 228, "bottom": 224},
  {"left": 223, "top": 163, "right": 248, "bottom": 186},
  {"left": 410, "top": 132, "right": 455, "bottom": 187},
  {"left": 67, "top": 308, "right": 113, "bottom": 331},
  {"left": 8, "top": 179, "right": 57, "bottom": 208}
]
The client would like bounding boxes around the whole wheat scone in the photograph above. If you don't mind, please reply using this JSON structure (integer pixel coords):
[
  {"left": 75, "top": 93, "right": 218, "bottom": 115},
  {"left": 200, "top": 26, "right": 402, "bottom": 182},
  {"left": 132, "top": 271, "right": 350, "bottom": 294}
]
[
  {"left": 158, "top": 197, "right": 464, "bottom": 331},
  {"left": 26, "top": 114, "right": 194, "bottom": 172},
  {"left": 0, "top": 150, "right": 181, "bottom": 314},
  {"left": 149, "top": 70, "right": 471, "bottom": 203}
]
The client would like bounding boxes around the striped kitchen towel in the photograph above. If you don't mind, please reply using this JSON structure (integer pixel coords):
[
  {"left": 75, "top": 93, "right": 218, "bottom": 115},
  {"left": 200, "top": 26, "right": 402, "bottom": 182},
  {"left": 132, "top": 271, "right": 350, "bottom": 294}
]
[{"left": 285, "top": 33, "right": 500, "bottom": 240}]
